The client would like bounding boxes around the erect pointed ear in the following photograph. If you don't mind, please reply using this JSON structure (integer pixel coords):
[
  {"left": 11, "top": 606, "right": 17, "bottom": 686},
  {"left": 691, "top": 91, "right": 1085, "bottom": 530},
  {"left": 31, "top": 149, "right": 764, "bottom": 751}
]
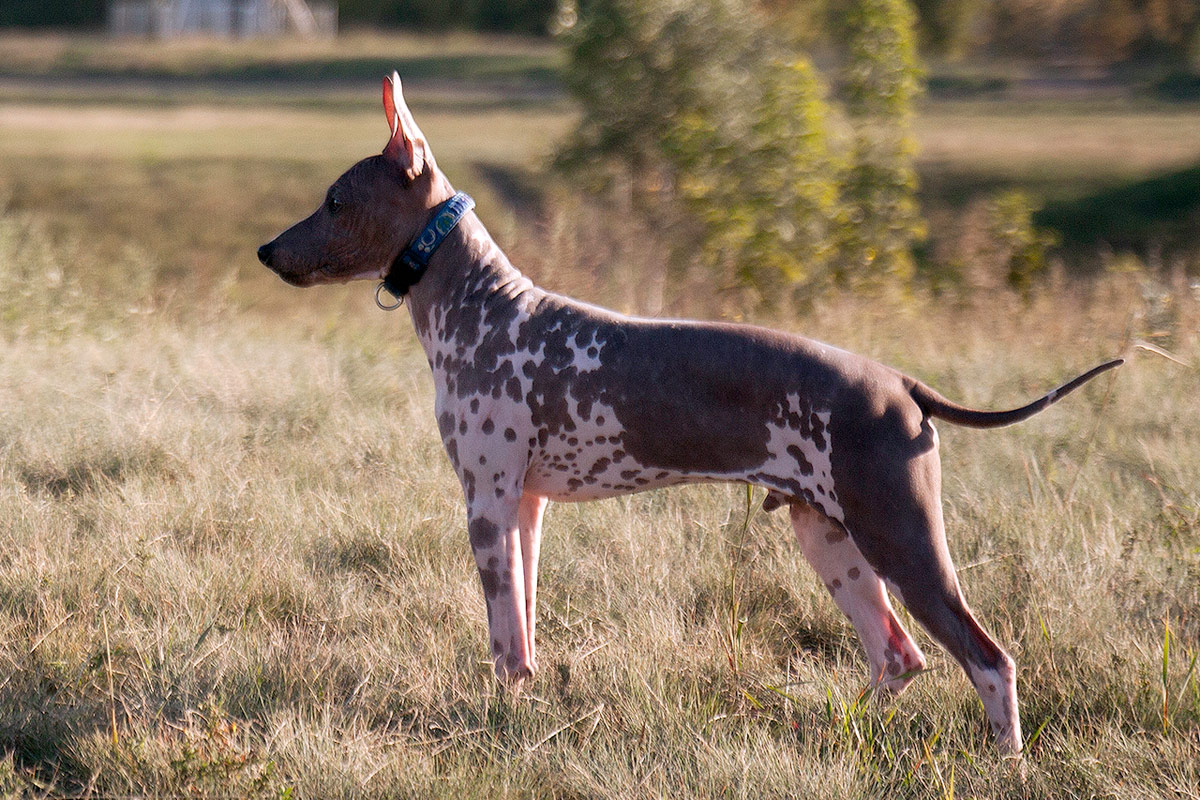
[{"left": 382, "top": 71, "right": 427, "bottom": 179}]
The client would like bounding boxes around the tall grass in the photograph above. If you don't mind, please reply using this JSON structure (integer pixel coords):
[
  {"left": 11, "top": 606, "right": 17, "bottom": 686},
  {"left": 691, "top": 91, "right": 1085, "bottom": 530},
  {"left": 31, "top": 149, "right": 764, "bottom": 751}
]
[{"left": 1, "top": 202, "right": 1198, "bottom": 797}]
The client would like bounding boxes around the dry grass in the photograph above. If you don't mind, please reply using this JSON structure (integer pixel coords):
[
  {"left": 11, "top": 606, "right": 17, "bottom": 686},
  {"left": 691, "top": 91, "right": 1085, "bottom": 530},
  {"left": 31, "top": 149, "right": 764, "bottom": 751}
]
[
  {"left": 0, "top": 31, "right": 1199, "bottom": 799},
  {"left": 2, "top": 193, "right": 1199, "bottom": 798}
]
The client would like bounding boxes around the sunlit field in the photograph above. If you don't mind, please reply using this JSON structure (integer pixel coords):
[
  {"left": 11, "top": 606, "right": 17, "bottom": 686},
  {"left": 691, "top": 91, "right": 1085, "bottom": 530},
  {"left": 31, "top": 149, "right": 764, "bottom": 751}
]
[{"left": 1, "top": 32, "right": 1198, "bottom": 798}]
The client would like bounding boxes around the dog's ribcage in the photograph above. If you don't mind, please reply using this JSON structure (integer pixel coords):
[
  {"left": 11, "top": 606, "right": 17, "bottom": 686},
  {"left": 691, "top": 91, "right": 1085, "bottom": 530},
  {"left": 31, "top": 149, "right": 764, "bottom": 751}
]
[{"left": 411, "top": 252, "right": 851, "bottom": 523}]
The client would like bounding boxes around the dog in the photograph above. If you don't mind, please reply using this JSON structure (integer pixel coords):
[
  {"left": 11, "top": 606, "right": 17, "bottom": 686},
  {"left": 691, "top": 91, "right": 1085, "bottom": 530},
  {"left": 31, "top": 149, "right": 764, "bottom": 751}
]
[{"left": 257, "top": 73, "right": 1121, "bottom": 754}]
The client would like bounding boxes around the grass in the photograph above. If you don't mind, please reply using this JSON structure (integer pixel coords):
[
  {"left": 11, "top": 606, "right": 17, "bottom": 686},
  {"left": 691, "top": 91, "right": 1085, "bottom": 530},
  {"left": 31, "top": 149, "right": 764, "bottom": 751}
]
[
  {"left": 0, "top": 30, "right": 1199, "bottom": 799},
  {"left": 0, "top": 30, "right": 562, "bottom": 85}
]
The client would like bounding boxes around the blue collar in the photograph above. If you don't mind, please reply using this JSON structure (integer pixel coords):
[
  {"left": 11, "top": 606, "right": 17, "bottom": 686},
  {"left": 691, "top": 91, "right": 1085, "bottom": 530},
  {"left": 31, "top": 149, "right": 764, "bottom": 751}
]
[{"left": 378, "top": 191, "right": 475, "bottom": 305}]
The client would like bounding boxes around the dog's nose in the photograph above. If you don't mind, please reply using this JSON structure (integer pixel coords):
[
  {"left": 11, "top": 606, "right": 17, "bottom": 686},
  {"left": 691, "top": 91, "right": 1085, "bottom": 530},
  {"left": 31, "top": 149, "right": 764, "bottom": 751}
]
[{"left": 257, "top": 242, "right": 275, "bottom": 266}]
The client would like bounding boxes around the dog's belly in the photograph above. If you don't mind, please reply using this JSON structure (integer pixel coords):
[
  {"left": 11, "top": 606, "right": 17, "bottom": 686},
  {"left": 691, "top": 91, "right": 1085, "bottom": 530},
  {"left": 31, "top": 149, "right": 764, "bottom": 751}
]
[{"left": 520, "top": 392, "right": 844, "bottom": 520}]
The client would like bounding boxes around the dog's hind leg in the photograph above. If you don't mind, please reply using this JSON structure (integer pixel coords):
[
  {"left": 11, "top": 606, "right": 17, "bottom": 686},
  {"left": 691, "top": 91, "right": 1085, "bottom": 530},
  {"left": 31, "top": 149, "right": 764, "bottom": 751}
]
[
  {"left": 839, "top": 438, "right": 1022, "bottom": 754},
  {"left": 789, "top": 503, "right": 926, "bottom": 694},
  {"left": 873, "top": 510, "right": 1021, "bottom": 754}
]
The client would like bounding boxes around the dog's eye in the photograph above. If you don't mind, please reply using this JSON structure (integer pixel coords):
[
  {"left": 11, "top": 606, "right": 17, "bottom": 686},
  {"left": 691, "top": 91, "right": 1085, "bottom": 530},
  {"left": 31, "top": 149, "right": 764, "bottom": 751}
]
[{"left": 326, "top": 192, "right": 343, "bottom": 214}]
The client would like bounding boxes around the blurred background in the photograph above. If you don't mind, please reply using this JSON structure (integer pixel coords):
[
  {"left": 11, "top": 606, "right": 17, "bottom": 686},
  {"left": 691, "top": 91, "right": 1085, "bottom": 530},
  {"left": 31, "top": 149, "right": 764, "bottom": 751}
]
[{"left": 2, "top": 0, "right": 1199, "bottom": 320}]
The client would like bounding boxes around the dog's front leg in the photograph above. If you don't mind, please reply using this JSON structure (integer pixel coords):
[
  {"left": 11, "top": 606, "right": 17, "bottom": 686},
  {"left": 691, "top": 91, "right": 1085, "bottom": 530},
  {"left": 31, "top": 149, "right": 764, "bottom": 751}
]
[
  {"left": 468, "top": 500, "right": 535, "bottom": 683},
  {"left": 517, "top": 493, "right": 547, "bottom": 671}
]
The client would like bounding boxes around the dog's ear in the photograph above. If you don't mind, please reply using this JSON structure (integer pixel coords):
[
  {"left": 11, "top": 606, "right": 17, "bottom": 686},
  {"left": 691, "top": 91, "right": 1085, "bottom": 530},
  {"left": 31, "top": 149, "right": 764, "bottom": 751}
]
[{"left": 382, "top": 72, "right": 428, "bottom": 179}]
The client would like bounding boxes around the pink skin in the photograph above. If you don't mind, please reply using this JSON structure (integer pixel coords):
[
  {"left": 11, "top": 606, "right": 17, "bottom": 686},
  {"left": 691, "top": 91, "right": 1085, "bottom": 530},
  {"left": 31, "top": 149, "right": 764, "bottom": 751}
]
[
  {"left": 789, "top": 503, "right": 926, "bottom": 694},
  {"left": 519, "top": 493, "right": 548, "bottom": 671},
  {"left": 477, "top": 498, "right": 535, "bottom": 681}
]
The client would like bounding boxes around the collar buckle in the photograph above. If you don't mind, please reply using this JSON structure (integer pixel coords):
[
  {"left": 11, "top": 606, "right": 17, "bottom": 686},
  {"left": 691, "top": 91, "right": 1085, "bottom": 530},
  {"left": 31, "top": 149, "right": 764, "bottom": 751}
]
[
  {"left": 378, "top": 191, "right": 475, "bottom": 306},
  {"left": 375, "top": 281, "right": 404, "bottom": 311}
]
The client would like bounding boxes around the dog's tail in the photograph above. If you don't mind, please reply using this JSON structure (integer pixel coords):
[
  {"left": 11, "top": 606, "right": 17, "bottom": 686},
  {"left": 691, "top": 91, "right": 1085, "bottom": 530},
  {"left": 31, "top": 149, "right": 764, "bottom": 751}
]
[{"left": 910, "top": 358, "right": 1123, "bottom": 429}]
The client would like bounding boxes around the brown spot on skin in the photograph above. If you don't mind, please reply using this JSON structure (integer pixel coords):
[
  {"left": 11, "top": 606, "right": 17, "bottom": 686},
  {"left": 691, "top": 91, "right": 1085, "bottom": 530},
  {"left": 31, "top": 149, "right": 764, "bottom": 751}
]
[
  {"left": 831, "top": 579, "right": 842, "bottom": 590},
  {"left": 848, "top": 567, "right": 860, "bottom": 580},
  {"left": 786, "top": 444, "right": 814, "bottom": 476},
  {"left": 458, "top": 419, "right": 467, "bottom": 435},
  {"left": 887, "top": 661, "right": 902, "bottom": 675},
  {"left": 988, "top": 684, "right": 996, "bottom": 692},
  {"left": 492, "top": 638, "right": 502, "bottom": 654},
  {"left": 479, "top": 568, "right": 499, "bottom": 598},
  {"left": 504, "top": 428, "right": 517, "bottom": 441},
  {"left": 462, "top": 469, "right": 476, "bottom": 504},
  {"left": 825, "top": 527, "right": 847, "bottom": 544},
  {"left": 482, "top": 419, "right": 495, "bottom": 435},
  {"left": 469, "top": 518, "right": 500, "bottom": 549},
  {"left": 470, "top": 398, "right": 479, "bottom": 413},
  {"left": 809, "top": 411, "right": 827, "bottom": 452}
]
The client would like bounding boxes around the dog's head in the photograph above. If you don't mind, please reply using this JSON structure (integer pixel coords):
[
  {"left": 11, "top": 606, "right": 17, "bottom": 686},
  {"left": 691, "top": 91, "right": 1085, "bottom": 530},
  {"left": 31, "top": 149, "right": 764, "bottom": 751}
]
[{"left": 257, "top": 73, "right": 454, "bottom": 287}]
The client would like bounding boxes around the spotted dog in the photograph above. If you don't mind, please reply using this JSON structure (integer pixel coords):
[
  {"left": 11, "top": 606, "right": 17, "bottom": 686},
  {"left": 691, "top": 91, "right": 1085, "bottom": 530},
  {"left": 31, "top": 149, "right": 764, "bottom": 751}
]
[{"left": 257, "top": 73, "right": 1122, "bottom": 754}]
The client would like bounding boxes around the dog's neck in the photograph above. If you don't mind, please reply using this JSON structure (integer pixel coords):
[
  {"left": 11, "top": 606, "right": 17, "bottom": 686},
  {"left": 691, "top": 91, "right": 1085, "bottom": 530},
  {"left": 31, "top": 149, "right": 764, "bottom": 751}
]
[{"left": 404, "top": 211, "right": 541, "bottom": 358}]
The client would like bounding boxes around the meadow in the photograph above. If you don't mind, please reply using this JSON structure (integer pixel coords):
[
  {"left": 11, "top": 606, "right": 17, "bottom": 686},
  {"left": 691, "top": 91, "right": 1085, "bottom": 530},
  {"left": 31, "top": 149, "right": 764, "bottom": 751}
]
[{"left": 1, "top": 31, "right": 1199, "bottom": 798}]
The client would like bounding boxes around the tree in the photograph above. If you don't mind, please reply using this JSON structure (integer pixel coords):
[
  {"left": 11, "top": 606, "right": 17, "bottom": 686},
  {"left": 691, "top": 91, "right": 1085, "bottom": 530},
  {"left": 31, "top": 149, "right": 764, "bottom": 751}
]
[
  {"left": 835, "top": 0, "right": 925, "bottom": 288},
  {"left": 556, "top": 0, "right": 840, "bottom": 302}
]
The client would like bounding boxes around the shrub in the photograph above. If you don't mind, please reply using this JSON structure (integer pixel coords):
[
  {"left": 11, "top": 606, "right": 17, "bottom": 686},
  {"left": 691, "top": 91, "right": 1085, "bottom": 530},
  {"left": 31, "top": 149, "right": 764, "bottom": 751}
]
[{"left": 556, "top": 0, "right": 925, "bottom": 304}]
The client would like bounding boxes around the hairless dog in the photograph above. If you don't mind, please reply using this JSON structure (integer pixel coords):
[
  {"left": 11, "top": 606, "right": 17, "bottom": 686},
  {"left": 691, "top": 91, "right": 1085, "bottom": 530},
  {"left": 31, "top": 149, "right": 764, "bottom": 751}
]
[{"left": 258, "top": 73, "right": 1122, "bottom": 754}]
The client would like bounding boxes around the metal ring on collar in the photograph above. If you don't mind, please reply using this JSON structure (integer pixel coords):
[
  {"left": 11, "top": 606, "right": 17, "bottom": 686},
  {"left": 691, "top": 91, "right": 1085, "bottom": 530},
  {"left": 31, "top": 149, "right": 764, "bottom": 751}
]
[{"left": 375, "top": 281, "right": 404, "bottom": 311}]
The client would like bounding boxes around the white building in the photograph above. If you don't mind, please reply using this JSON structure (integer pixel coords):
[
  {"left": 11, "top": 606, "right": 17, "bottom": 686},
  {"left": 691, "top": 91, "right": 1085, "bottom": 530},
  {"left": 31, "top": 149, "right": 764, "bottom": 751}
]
[{"left": 108, "top": 0, "right": 337, "bottom": 38}]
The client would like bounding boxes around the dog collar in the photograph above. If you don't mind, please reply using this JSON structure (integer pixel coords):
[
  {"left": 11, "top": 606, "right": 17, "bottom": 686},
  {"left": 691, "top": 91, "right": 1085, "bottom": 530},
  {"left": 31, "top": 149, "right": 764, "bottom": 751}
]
[{"left": 377, "top": 191, "right": 475, "bottom": 308}]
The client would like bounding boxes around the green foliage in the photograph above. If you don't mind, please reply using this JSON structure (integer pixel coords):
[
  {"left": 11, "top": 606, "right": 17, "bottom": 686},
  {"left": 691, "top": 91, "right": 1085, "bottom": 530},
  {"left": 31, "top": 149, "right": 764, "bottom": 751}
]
[
  {"left": 984, "top": 190, "right": 1058, "bottom": 299},
  {"left": 840, "top": 0, "right": 923, "bottom": 121},
  {"left": 679, "top": 58, "right": 842, "bottom": 295},
  {"left": 556, "top": 0, "right": 897, "bottom": 300},
  {"left": 835, "top": 0, "right": 925, "bottom": 288}
]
